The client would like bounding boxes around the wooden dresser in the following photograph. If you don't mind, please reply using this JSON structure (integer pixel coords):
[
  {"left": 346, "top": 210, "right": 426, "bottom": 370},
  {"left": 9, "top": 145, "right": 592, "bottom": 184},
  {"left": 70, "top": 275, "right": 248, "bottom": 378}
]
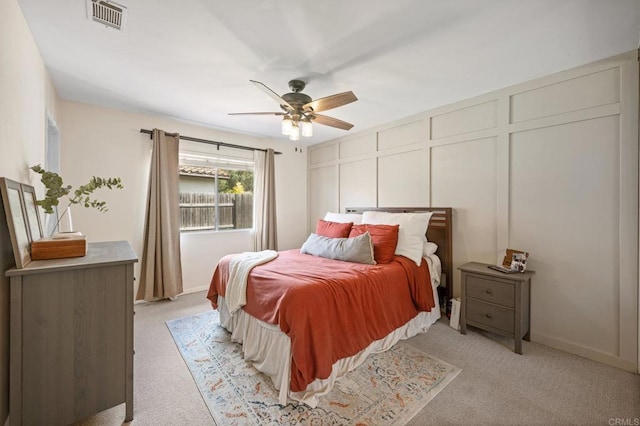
[
  {"left": 458, "top": 262, "right": 535, "bottom": 354},
  {"left": 5, "top": 241, "right": 137, "bottom": 425}
]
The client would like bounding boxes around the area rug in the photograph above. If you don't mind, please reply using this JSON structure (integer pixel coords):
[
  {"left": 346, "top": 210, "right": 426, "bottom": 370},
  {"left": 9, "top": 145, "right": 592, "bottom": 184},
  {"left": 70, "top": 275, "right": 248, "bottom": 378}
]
[{"left": 167, "top": 310, "right": 460, "bottom": 425}]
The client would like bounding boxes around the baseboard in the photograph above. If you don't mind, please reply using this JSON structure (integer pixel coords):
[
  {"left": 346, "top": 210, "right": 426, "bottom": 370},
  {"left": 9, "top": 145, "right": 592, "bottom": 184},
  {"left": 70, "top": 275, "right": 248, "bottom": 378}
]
[
  {"left": 133, "top": 285, "right": 209, "bottom": 305},
  {"left": 181, "top": 285, "right": 209, "bottom": 295},
  {"left": 531, "top": 332, "right": 637, "bottom": 373}
]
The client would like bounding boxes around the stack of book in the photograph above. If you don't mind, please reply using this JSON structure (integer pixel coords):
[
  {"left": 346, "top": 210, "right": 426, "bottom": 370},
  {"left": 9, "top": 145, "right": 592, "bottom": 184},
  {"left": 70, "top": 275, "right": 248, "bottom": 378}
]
[{"left": 31, "top": 232, "right": 87, "bottom": 260}]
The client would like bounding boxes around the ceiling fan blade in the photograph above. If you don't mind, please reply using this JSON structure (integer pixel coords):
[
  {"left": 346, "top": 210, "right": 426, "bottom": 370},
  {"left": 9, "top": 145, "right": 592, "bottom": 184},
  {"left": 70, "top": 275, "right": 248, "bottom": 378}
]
[
  {"left": 228, "top": 112, "right": 285, "bottom": 116},
  {"left": 312, "top": 114, "right": 354, "bottom": 130},
  {"left": 303, "top": 91, "right": 357, "bottom": 113},
  {"left": 250, "top": 80, "right": 293, "bottom": 109}
]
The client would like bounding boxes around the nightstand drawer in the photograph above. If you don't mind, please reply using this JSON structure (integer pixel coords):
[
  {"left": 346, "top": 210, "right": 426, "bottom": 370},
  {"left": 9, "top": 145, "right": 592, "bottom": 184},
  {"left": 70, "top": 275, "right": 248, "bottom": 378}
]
[
  {"left": 466, "top": 300, "right": 514, "bottom": 333},
  {"left": 466, "top": 275, "right": 514, "bottom": 307}
]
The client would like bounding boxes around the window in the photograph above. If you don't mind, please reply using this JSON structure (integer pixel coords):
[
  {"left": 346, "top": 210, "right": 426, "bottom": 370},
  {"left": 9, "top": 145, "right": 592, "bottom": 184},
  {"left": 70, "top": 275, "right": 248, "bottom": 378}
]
[{"left": 179, "top": 150, "right": 254, "bottom": 232}]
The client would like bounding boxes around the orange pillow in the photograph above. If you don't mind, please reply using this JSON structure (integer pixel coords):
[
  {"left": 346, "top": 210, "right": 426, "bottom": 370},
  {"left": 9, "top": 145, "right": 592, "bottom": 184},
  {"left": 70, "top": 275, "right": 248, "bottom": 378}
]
[
  {"left": 349, "top": 224, "right": 399, "bottom": 264},
  {"left": 316, "top": 219, "right": 353, "bottom": 238}
]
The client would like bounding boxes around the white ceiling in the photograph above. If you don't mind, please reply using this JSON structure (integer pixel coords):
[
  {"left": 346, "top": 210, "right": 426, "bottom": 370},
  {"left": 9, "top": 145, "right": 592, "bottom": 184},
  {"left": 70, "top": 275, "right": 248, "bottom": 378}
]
[{"left": 17, "top": 0, "right": 640, "bottom": 144}]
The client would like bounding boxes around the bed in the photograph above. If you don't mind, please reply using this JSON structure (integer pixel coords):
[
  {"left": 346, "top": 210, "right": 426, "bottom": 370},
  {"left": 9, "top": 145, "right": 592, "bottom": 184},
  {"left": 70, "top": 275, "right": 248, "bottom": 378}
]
[{"left": 207, "top": 207, "right": 453, "bottom": 407}]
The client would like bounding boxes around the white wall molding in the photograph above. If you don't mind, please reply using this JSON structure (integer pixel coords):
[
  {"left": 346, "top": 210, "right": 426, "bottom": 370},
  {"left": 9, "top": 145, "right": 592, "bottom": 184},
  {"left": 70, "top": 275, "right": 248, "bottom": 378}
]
[
  {"left": 308, "top": 50, "right": 639, "bottom": 372},
  {"left": 531, "top": 332, "right": 637, "bottom": 373}
]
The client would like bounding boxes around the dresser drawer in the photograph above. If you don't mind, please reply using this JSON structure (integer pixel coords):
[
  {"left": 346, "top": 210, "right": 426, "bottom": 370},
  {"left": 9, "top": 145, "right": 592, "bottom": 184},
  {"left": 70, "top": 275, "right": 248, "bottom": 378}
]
[
  {"left": 466, "top": 299, "right": 514, "bottom": 334},
  {"left": 466, "top": 274, "right": 514, "bottom": 307}
]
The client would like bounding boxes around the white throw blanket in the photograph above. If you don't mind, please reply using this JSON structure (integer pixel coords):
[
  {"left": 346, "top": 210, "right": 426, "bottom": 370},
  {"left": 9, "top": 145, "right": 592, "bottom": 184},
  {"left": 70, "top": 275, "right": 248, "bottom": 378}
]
[{"left": 226, "top": 250, "right": 278, "bottom": 314}]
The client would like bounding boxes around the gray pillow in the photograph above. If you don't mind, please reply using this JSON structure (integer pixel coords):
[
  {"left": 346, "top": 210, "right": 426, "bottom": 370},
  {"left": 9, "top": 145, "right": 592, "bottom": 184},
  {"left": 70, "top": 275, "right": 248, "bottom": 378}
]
[{"left": 300, "top": 232, "right": 375, "bottom": 265}]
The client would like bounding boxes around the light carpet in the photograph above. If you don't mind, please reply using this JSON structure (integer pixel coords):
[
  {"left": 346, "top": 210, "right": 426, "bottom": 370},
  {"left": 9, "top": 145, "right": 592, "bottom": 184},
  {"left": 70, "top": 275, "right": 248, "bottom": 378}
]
[{"left": 166, "top": 310, "right": 460, "bottom": 425}]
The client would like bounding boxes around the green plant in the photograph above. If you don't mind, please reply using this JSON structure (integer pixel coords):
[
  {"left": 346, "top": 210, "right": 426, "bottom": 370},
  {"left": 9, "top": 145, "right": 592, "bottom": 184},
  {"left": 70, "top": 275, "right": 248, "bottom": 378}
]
[{"left": 30, "top": 164, "right": 124, "bottom": 233}]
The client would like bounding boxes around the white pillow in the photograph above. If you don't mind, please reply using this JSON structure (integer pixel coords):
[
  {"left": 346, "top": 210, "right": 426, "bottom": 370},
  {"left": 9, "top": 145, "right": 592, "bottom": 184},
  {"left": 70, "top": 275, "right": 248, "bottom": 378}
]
[
  {"left": 324, "top": 212, "right": 363, "bottom": 224},
  {"left": 362, "top": 211, "right": 433, "bottom": 266},
  {"left": 423, "top": 241, "right": 438, "bottom": 257}
]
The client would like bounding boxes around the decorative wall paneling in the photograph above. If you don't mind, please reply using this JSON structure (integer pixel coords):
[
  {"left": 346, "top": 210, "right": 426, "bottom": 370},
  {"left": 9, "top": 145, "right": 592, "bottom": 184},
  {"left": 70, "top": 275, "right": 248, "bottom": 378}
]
[
  {"left": 509, "top": 67, "right": 620, "bottom": 123},
  {"left": 307, "top": 50, "right": 638, "bottom": 372},
  {"left": 378, "top": 150, "right": 429, "bottom": 207},
  {"left": 430, "top": 137, "right": 498, "bottom": 265},
  {"left": 340, "top": 134, "right": 376, "bottom": 158},
  {"left": 510, "top": 118, "right": 620, "bottom": 351},
  {"left": 309, "top": 143, "right": 337, "bottom": 165},
  {"left": 430, "top": 100, "right": 498, "bottom": 139},
  {"left": 339, "top": 159, "right": 377, "bottom": 210},
  {"left": 378, "top": 120, "right": 426, "bottom": 151},
  {"left": 309, "top": 165, "right": 338, "bottom": 229}
]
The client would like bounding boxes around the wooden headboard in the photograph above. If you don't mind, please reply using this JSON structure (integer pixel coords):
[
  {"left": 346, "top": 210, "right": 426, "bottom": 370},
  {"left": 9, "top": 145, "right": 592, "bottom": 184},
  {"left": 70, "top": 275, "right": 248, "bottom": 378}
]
[{"left": 345, "top": 207, "right": 453, "bottom": 311}]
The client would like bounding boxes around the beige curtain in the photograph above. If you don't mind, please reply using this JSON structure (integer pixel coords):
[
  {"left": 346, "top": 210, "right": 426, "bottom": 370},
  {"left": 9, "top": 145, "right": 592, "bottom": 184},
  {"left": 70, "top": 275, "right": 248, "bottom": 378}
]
[
  {"left": 136, "top": 129, "right": 183, "bottom": 301},
  {"left": 253, "top": 148, "right": 277, "bottom": 251}
]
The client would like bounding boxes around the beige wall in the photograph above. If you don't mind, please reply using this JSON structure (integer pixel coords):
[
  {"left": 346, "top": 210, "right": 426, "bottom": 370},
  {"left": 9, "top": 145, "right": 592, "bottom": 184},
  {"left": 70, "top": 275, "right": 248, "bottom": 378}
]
[
  {"left": 308, "top": 51, "right": 639, "bottom": 372},
  {"left": 0, "top": 0, "right": 60, "bottom": 422},
  {"left": 58, "top": 101, "right": 308, "bottom": 295},
  {"left": 1, "top": 2, "right": 307, "bottom": 419}
]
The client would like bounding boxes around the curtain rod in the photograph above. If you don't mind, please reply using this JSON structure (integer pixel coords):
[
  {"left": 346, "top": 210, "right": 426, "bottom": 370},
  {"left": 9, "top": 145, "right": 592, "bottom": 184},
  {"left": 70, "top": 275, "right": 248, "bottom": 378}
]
[{"left": 139, "top": 129, "right": 282, "bottom": 155}]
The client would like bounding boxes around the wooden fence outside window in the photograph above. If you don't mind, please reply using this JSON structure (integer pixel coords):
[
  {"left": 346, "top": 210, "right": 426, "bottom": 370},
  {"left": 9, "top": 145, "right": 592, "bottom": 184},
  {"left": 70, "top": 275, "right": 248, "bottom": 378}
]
[{"left": 179, "top": 192, "right": 253, "bottom": 231}]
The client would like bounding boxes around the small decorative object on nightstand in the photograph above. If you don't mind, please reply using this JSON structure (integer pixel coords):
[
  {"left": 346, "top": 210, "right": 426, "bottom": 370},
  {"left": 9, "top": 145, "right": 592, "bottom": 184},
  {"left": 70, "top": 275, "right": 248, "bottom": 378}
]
[{"left": 458, "top": 262, "right": 535, "bottom": 354}]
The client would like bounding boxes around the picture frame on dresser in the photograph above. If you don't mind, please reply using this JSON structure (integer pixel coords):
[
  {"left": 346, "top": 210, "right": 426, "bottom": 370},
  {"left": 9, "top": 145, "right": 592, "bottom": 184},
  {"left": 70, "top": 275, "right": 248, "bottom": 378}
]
[
  {"left": 0, "top": 177, "right": 32, "bottom": 268},
  {"left": 21, "top": 183, "right": 44, "bottom": 242}
]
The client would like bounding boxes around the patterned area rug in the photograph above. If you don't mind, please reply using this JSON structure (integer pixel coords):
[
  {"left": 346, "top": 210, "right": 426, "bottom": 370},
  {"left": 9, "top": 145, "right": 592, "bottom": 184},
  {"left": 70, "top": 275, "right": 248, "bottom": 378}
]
[{"left": 166, "top": 310, "right": 460, "bottom": 425}]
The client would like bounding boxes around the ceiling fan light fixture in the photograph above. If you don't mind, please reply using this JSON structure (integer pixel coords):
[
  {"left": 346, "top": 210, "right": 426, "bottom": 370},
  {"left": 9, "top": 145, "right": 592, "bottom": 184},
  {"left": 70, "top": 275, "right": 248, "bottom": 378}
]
[
  {"left": 289, "top": 123, "right": 300, "bottom": 141},
  {"left": 301, "top": 117, "right": 313, "bottom": 137},
  {"left": 282, "top": 115, "right": 292, "bottom": 135},
  {"left": 229, "top": 80, "right": 357, "bottom": 140}
]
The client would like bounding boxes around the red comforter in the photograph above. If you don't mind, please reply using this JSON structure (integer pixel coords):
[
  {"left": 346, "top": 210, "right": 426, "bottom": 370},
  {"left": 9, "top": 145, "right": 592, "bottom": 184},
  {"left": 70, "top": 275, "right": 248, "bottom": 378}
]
[{"left": 207, "top": 249, "right": 434, "bottom": 393}]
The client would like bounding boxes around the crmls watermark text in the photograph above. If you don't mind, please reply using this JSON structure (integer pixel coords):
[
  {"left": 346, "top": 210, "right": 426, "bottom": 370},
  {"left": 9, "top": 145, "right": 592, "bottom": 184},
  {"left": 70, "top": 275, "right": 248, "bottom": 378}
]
[{"left": 609, "top": 418, "right": 640, "bottom": 426}]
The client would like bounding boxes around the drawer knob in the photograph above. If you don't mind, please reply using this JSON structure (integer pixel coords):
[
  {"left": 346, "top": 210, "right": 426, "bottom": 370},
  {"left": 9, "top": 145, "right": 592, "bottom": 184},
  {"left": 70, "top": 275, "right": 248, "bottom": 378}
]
[
  {"left": 485, "top": 288, "right": 493, "bottom": 295},
  {"left": 484, "top": 313, "right": 493, "bottom": 319}
]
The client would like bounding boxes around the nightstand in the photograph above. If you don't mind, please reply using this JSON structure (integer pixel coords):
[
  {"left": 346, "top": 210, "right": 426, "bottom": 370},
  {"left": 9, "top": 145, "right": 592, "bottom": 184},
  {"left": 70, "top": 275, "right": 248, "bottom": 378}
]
[{"left": 458, "top": 262, "right": 535, "bottom": 354}]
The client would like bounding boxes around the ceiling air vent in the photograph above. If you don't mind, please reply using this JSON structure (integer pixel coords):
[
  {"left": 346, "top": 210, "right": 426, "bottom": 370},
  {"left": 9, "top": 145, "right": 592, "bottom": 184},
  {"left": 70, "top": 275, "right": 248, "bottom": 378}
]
[{"left": 86, "top": 0, "right": 127, "bottom": 31}]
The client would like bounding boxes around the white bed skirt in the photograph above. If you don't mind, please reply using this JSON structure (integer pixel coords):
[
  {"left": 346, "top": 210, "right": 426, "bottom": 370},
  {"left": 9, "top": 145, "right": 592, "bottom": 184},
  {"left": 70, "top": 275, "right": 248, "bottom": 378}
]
[{"left": 217, "top": 282, "right": 441, "bottom": 408}]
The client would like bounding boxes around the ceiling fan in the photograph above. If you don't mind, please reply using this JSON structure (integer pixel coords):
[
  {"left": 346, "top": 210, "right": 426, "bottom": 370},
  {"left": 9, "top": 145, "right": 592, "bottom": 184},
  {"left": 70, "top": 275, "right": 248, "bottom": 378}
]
[{"left": 229, "top": 79, "right": 357, "bottom": 140}]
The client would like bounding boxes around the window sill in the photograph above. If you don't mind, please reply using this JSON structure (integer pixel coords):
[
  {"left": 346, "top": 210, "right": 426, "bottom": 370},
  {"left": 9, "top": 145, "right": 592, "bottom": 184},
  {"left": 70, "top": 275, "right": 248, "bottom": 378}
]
[{"left": 180, "top": 228, "right": 254, "bottom": 236}]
